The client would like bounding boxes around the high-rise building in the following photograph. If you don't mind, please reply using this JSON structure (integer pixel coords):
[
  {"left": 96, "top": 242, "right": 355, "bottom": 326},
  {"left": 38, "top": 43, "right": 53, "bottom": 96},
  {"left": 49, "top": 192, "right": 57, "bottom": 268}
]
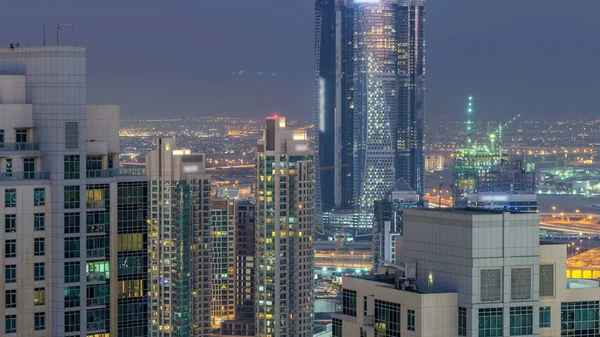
[
  {"left": 146, "top": 138, "right": 212, "bottom": 337},
  {"left": 210, "top": 199, "right": 237, "bottom": 328},
  {"left": 372, "top": 179, "right": 419, "bottom": 268},
  {"left": 0, "top": 46, "right": 148, "bottom": 336},
  {"left": 255, "top": 116, "right": 314, "bottom": 337},
  {"left": 314, "top": 0, "right": 426, "bottom": 215},
  {"left": 334, "top": 208, "right": 600, "bottom": 336}
]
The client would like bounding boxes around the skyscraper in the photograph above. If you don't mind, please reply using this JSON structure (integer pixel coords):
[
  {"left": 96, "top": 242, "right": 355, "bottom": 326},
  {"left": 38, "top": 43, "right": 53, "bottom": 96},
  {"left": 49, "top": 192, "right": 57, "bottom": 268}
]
[
  {"left": 255, "top": 116, "right": 314, "bottom": 337},
  {"left": 314, "top": 0, "right": 426, "bottom": 215},
  {"left": 0, "top": 46, "right": 148, "bottom": 336},
  {"left": 146, "top": 138, "right": 212, "bottom": 337}
]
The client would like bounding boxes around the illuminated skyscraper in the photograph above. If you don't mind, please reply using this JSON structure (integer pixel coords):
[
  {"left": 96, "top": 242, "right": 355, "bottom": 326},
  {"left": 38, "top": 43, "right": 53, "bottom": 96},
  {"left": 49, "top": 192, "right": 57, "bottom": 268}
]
[
  {"left": 146, "top": 138, "right": 212, "bottom": 337},
  {"left": 255, "top": 116, "right": 314, "bottom": 337},
  {"left": 314, "top": 0, "right": 426, "bottom": 218}
]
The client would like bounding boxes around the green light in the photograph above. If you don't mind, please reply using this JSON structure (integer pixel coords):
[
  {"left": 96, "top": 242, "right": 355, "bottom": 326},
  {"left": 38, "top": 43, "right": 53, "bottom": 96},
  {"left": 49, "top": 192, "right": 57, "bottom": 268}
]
[{"left": 468, "top": 108, "right": 472, "bottom": 112}]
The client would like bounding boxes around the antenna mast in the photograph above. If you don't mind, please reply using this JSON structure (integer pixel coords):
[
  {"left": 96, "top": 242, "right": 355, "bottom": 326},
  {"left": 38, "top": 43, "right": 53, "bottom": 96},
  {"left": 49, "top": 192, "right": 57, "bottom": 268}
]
[{"left": 466, "top": 96, "right": 474, "bottom": 148}]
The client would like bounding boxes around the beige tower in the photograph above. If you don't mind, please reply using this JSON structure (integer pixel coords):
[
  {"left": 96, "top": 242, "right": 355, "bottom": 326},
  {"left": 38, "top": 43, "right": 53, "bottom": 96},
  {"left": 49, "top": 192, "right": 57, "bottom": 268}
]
[{"left": 255, "top": 116, "right": 314, "bottom": 337}]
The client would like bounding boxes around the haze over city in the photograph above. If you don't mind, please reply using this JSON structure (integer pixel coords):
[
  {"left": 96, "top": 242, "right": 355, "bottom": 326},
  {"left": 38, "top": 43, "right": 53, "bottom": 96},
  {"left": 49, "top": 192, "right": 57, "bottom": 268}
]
[{"left": 2, "top": 0, "right": 600, "bottom": 119}]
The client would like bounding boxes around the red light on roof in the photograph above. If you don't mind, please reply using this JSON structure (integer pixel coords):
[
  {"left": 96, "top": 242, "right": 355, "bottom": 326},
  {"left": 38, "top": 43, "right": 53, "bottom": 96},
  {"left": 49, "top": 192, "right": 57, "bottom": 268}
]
[{"left": 273, "top": 113, "right": 279, "bottom": 118}]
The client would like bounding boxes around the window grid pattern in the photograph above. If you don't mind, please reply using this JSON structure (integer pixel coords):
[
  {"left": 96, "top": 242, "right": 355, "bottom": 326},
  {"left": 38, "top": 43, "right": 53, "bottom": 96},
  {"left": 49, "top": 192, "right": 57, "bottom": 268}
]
[
  {"left": 5, "top": 290, "right": 16, "bottom": 308},
  {"left": 34, "top": 238, "right": 45, "bottom": 256},
  {"left": 375, "top": 299, "right": 401, "bottom": 337},
  {"left": 511, "top": 268, "right": 532, "bottom": 301},
  {"left": 5, "top": 315, "right": 16, "bottom": 334},
  {"left": 540, "top": 306, "right": 551, "bottom": 328},
  {"left": 561, "top": 301, "right": 600, "bottom": 337},
  {"left": 5, "top": 240, "right": 16, "bottom": 258},
  {"left": 407, "top": 309, "right": 416, "bottom": 331},
  {"left": 34, "top": 263, "right": 45, "bottom": 281},
  {"left": 5, "top": 214, "right": 16, "bottom": 232},
  {"left": 64, "top": 311, "right": 80, "bottom": 333},
  {"left": 4, "top": 189, "right": 16, "bottom": 207},
  {"left": 34, "top": 213, "right": 45, "bottom": 231},
  {"left": 64, "top": 155, "right": 80, "bottom": 179},
  {"left": 64, "top": 213, "right": 80, "bottom": 234},
  {"left": 342, "top": 289, "right": 357, "bottom": 317},
  {"left": 459, "top": 307, "right": 467, "bottom": 336},
  {"left": 35, "top": 312, "right": 45, "bottom": 331},
  {"left": 5, "top": 265, "right": 16, "bottom": 283},
  {"left": 540, "top": 264, "right": 554, "bottom": 297},
  {"left": 478, "top": 307, "right": 503, "bottom": 337},
  {"left": 510, "top": 306, "right": 533, "bottom": 336},
  {"left": 34, "top": 188, "right": 45, "bottom": 206},
  {"left": 64, "top": 185, "right": 80, "bottom": 209},
  {"left": 332, "top": 317, "right": 343, "bottom": 337},
  {"left": 481, "top": 269, "right": 502, "bottom": 302}
]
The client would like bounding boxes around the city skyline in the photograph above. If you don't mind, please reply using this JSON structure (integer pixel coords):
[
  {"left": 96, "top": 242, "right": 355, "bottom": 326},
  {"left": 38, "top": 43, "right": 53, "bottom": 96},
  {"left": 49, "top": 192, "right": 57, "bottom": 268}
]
[{"left": 1, "top": 0, "right": 599, "bottom": 119}]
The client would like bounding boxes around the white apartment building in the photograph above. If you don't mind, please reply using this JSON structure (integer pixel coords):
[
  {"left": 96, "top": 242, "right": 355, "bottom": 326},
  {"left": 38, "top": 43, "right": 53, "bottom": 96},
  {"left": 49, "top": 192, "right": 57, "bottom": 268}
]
[
  {"left": 0, "top": 46, "right": 148, "bottom": 337},
  {"left": 334, "top": 208, "right": 600, "bottom": 337},
  {"left": 146, "top": 138, "right": 212, "bottom": 337},
  {"left": 255, "top": 116, "right": 314, "bottom": 337}
]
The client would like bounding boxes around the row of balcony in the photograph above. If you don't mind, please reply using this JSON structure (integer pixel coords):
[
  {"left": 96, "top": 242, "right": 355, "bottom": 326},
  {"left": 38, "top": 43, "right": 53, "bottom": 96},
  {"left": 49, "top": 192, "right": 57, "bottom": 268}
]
[{"left": 0, "top": 168, "right": 146, "bottom": 181}]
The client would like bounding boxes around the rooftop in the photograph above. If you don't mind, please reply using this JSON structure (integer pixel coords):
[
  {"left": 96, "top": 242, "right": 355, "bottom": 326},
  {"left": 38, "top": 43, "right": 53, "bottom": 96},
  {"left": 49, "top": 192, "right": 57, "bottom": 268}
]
[{"left": 410, "top": 207, "right": 510, "bottom": 215}]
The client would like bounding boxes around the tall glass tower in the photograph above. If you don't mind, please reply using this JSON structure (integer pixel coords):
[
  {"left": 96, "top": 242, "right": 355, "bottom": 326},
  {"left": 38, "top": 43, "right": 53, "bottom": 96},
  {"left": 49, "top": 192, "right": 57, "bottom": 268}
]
[{"left": 314, "top": 0, "right": 426, "bottom": 216}]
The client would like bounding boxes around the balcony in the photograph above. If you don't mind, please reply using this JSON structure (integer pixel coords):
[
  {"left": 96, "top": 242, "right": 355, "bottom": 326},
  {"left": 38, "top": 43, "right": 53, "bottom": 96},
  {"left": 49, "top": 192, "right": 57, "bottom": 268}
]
[
  {"left": 87, "top": 321, "right": 106, "bottom": 331},
  {"left": 0, "top": 143, "right": 40, "bottom": 152},
  {"left": 86, "top": 168, "right": 117, "bottom": 179},
  {"left": 87, "top": 296, "right": 108, "bottom": 307},
  {"left": 86, "top": 271, "right": 108, "bottom": 283},
  {"left": 0, "top": 172, "right": 49, "bottom": 181},
  {"left": 86, "top": 248, "right": 109, "bottom": 259}
]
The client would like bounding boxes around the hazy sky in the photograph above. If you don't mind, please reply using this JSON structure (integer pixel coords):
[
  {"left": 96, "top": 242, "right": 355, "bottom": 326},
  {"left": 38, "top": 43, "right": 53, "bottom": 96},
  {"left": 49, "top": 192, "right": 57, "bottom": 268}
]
[{"left": 1, "top": 0, "right": 600, "bottom": 121}]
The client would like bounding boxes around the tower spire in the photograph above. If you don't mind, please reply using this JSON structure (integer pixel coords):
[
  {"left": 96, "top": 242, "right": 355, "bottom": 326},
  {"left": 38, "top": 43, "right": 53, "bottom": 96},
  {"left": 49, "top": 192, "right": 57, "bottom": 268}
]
[{"left": 466, "top": 96, "right": 474, "bottom": 148}]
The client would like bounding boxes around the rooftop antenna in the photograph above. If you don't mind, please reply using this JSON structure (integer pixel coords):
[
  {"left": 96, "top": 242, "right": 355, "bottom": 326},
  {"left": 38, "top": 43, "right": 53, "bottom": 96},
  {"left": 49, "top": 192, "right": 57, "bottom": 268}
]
[
  {"left": 43, "top": 24, "right": 46, "bottom": 46},
  {"left": 57, "top": 23, "right": 75, "bottom": 46}
]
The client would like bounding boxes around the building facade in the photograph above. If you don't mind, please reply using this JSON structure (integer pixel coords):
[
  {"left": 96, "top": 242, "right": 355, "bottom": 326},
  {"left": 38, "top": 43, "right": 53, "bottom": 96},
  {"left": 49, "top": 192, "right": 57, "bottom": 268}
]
[
  {"left": 314, "top": 0, "right": 426, "bottom": 215},
  {"left": 335, "top": 208, "right": 600, "bottom": 336},
  {"left": 210, "top": 198, "right": 237, "bottom": 328},
  {"left": 255, "top": 116, "right": 314, "bottom": 337},
  {"left": 0, "top": 46, "right": 147, "bottom": 337},
  {"left": 146, "top": 138, "right": 212, "bottom": 337}
]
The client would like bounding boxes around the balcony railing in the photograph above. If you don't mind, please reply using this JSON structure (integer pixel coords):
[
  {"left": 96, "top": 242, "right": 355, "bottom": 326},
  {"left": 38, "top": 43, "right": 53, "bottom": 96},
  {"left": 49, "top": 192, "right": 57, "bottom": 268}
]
[
  {"left": 87, "top": 321, "right": 106, "bottom": 331},
  {"left": 0, "top": 143, "right": 40, "bottom": 151},
  {"left": 86, "top": 271, "right": 107, "bottom": 283},
  {"left": 86, "top": 248, "right": 109, "bottom": 259},
  {"left": 0, "top": 172, "right": 49, "bottom": 181},
  {"left": 87, "top": 296, "right": 108, "bottom": 307},
  {"left": 86, "top": 167, "right": 146, "bottom": 178}
]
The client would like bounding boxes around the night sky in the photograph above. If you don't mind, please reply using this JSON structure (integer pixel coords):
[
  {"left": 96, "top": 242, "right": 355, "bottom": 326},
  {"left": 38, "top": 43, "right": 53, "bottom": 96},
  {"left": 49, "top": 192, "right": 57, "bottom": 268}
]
[{"left": 1, "top": 0, "right": 600, "bottom": 121}]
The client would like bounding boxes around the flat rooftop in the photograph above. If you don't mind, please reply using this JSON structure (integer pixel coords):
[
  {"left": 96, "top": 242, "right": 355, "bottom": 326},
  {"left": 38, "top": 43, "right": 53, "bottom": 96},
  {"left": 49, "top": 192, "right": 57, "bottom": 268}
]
[{"left": 411, "top": 208, "right": 517, "bottom": 215}]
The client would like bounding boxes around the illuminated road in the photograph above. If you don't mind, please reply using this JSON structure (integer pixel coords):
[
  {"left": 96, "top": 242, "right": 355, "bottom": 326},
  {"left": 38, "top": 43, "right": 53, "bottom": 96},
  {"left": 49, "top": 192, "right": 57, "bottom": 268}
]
[{"left": 314, "top": 251, "right": 372, "bottom": 270}]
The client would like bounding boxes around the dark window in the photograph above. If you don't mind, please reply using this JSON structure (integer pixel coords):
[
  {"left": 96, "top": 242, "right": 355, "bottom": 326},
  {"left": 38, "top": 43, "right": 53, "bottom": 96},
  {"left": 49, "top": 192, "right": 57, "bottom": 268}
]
[
  {"left": 5, "top": 265, "right": 16, "bottom": 283},
  {"left": 375, "top": 299, "right": 401, "bottom": 337},
  {"left": 342, "top": 289, "right": 357, "bottom": 317},
  {"left": 5, "top": 214, "right": 16, "bottom": 232},
  {"left": 510, "top": 306, "right": 533, "bottom": 336},
  {"left": 34, "top": 213, "right": 45, "bottom": 231},
  {"left": 64, "top": 155, "right": 80, "bottom": 179},
  {"left": 34, "top": 312, "right": 45, "bottom": 331},
  {"left": 23, "top": 158, "right": 35, "bottom": 179},
  {"left": 5, "top": 290, "right": 16, "bottom": 308},
  {"left": 407, "top": 309, "right": 416, "bottom": 331},
  {"left": 34, "top": 238, "right": 45, "bottom": 256},
  {"left": 64, "top": 262, "right": 80, "bottom": 283},
  {"left": 64, "top": 237, "right": 80, "bottom": 258},
  {"left": 64, "top": 213, "right": 80, "bottom": 233},
  {"left": 64, "top": 185, "right": 80, "bottom": 209},
  {"left": 5, "top": 240, "right": 16, "bottom": 258},
  {"left": 4, "top": 189, "right": 16, "bottom": 207},
  {"left": 539, "top": 307, "right": 551, "bottom": 328},
  {"left": 64, "top": 311, "right": 80, "bottom": 332},
  {"left": 5, "top": 315, "right": 16, "bottom": 334},
  {"left": 15, "top": 129, "right": 27, "bottom": 143},
  {"left": 34, "top": 188, "right": 45, "bottom": 206},
  {"left": 479, "top": 308, "right": 503, "bottom": 337},
  {"left": 459, "top": 307, "right": 467, "bottom": 336},
  {"left": 34, "top": 263, "right": 45, "bottom": 281},
  {"left": 64, "top": 286, "right": 81, "bottom": 308},
  {"left": 561, "top": 301, "right": 600, "bottom": 336}
]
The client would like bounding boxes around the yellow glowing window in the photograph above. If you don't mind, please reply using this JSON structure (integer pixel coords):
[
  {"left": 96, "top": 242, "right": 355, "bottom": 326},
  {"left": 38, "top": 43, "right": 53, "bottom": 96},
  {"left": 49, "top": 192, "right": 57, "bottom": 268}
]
[
  {"left": 118, "top": 233, "right": 144, "bottom": 251},
  {"left": 118, "top": 280, "right": 144, "bottom": 298}
]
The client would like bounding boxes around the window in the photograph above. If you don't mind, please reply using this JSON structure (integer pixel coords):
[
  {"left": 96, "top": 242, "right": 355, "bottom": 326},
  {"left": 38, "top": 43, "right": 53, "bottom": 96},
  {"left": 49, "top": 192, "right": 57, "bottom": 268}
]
[
  {"left": 86, "top": 156, "right": 103, "bottom": 177},
  {"left": 34, "top": 238, "right": 45, "bottom": 256},
  {"left": 64, "top": 262, "right": 80, "bottom": 283},
  {"left": 64, "top": 237, "right": 80, "bottom": 258},
  {"left": 34, "top": 288, "right": 45, "bottom": 306},
  {"left": 86, "top": 184, "right": 109, "bottom": 209},
  {"left": 561, "top": 301, "right": 600, "bottom": 336},
  {"left": 34, "top": 188, "right": 45, "bottom": 206},
  {"left": 5, "top": 214, "right": 16, "bottom": 232},
  {"left": 540, "top": 307, "right": 551, "bottom": 328},
  {"left": 64, "top": 311, "right": 80, "bottom": 333},
  {"left": 0, "top": 130, "right": 4, "bottom": 144},
  {"left": 64, "top": 155, "right": 80, "bottom": 179},
  {"left": 64, "top": 213, "right": 80, "bottom": 234},
  {"left": 23, "top": 158, "right": 35, "bottom": 179},
  {"left": 342, "top": 289, "right": 357, "bottom": 317},
  {"left": 375, "top": 299, "right": 401, "bottom": 337},
  {"left": 459, "top": 307, "right": 467, "bottom": 336},
  {"left": 407, "top": 309, "right": 416, "bottom": 331},
  {"left": 5, "top": 158, "right": 11, "bottom": 173},
  {"left": 15, "top": 129, "right": 27, "bottom": 143},
  {"left": 87, "top": 211, "right": 110, "bottom": 233},
  {"left": 479, "top": 308, "right": 503, "bottom": 337},
  {"left": 332, "top": 318, "right": 343, "bottom": 337},
  {"left": 5, "top": 315, "right": 16, "bottom": 334},
  {"left": 34, "top": 213, "right": 45, "bottom": 231},
  {"left": 511, "top": 268, "right": 532, "bottom": 301},
  {"left": 4, "top": 189, "right": 16, "bottom": 207},
  {"left": 481, "top": 269, "right": 502, "bottom": 302},
  {"left": 64, "top": 286, "right": 80, "bottom": 308},
  {"left": 34, "top": 312, "right": 45, "bottom": 331},
  {"left": 509, "top": 306, "right": 533, "bottom": 335},
  {"left": 64, "top": 185, "right": 80, "bottom": 209},
  {"left": 5, "top": 265, "right": 16, "bottom": 283},
  {"left": 5, "top": 240, "right": 16, "bottom": 258},
  {"left": 5, "top": 290, "right": 16, "bottom": 308},
  {"left": 34, "top": 263, "right": 45, "bottom": 281},
  {"left": 540, "top": 264, "right": 554, "bottom": 297}
]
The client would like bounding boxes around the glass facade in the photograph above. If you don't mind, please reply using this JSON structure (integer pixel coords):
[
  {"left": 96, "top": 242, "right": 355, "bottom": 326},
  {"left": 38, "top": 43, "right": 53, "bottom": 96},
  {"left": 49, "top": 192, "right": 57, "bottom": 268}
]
[
  {"left": 117, "top": 181, "right": 148, "bottom": 337},
  {"left": 540, "top": 306, "right": 551, "bottom": 328},
  {"left": 374, "top": 299, "right": 401, "bottom": 337},
  {"left": 342, "top": 289, "right": 357, "bottom": 317},
  {"left": 561, "top": 301, "right": 600, "bottom": 336},
  {"left": 478, "top": 308, "right": 503, "bottom": 337},
  {"left": 509, "top": 306, "right": 533, "bottom": 336}
]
